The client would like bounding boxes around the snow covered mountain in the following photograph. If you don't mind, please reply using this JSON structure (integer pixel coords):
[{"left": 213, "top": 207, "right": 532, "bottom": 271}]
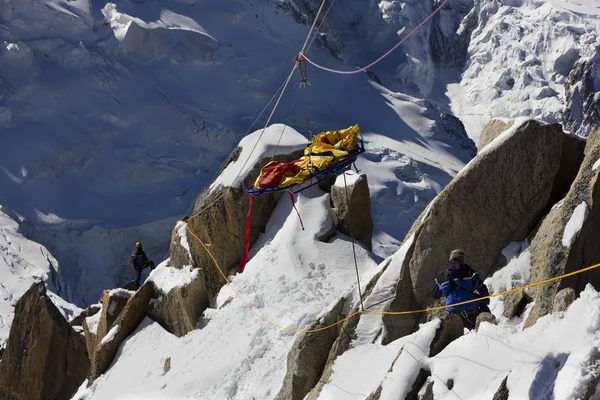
[
  {"left": 0, "top": 0, "right": 599, "bottom": 399},
  {"left": 0, "top": 0, "right": 477, "bottom": 304},
  {"left": 0, "top": 206, "right": 80, "bottom": 348}
]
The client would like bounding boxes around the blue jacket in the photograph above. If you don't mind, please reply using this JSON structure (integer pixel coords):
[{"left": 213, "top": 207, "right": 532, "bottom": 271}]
[{"left": 432, "top": 261, "right": 489, "bottom": 312}]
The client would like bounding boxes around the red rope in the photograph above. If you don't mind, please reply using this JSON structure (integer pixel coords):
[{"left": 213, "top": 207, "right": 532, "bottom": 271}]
[
  {"left": 238, "top": 195, "right": 254, "bottom": 273},
  {"left": 288, "top": 192, "right": 305, "bottom": 230}
]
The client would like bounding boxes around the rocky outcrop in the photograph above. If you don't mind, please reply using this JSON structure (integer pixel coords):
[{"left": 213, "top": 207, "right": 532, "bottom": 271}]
[
  {"left": 276, "top": 299, "right": 345, "bottom": 400},
  {"left": 179, "top": 145, "right": 304, "bottom": 307},
  {"left": 563, "top": 50, "right": 600, "bottom": 137},
  {"left": 492, "top": 376, "right": 510, "bottom": 400},
  {"left": 475, "top": 312, "right": 497, "bottom": 331},
  {"left": 429, "top": 314, "right": 463, "bottom": 357},
  {"left": 70, "top": 303, "right": 101, "bottom": 327},
  {"left": 83, "top": 314, "right": 99, "bottom": 360},
  {"left": 429, "top": 0, "right": 476, "bottom": 69},
  {"left": 306, "top": 265, "right": 390, "bottom": 400},
  {"left": 88, "top": 282, "right": 156, "bottom": 382},
  {"left": 553, "top": 288, "right": 577, "bottom": 313},
  {"left": 330, "top": 172, "right": 373, "bottom": 250},
  {"left": 0, "top": 282, "right": 89, "bottom": 400},
  {"left": 382, "top": 120, "right": 585, "bottom": 343},
  {"left": 97, "top": 289, "right": 133, "bottom": 340},
  {"left": 526, "top": 128, "right": 600, "bottom": 327},
  {"left": 501, "top": 291, "right": 531, "bottom": 319},
  {"left": 439, "top": 112, "right": 477, "bottom": 158},
  {"left": 148, "top": 272, "right": 207, "bottom": 337},
  {"left": 478, "top": 119, "right": 514, "bottom": 149}
]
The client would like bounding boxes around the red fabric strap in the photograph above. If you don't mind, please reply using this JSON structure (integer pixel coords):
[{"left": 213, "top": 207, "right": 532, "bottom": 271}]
[
  {"left": 238, "top": 195, "right": 254, "bottom": 273},
  {"left": 288, "top": 192, "right": 305, "bottom": 230}
]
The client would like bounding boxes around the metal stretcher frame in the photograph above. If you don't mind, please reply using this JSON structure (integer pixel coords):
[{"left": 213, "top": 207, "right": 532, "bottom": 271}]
[{"left": 245, "top": 138, "right": 365, "bottom": 197}]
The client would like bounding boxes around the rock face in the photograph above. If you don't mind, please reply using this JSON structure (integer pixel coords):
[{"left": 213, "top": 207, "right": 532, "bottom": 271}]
[
  {"left": 96, "top": 289, "right": 133, "bottom": 340},
  {"left": 492, "top": 376, "right": 510, "bottom": 400},
  {"left": 439, "top": 112, "right": 477, "bottom": 158},
  {"left": 382, "top": 120, "right": 585, "bottom": 343},
  {"left": 82, "top": 314, "right": 99, "bottom": 360},
  {"left": 276, "top": 299, "right": 345, "bottom": 400},
  {"left": 429, "top": 314, "right": 463, "bottom": 357},
  {"left": 501, "top": 291, "right": 531, "bottom": 319},
  {"left": 429, "top": 0, "right": 476, "bottom": 69},
  {"left": 0, "top": 282, "right": 90, "bottom": 400},
  {"left": 330, "top": 172, "right": 373, "bottom": 250},
  {"left": 88, "top": 282, "right": 156, "bottom": 382},
  {"left": 564, "top": 51, "right": 600, "bottom": 137},
  {"left": 70, "top": 303, "right": 101, "bottom": 327},
  {"left": 553, "top": 288, "right": 577, "bottom": 313},
  {"left": 526, "top": 128, "right": 600, "bottom": 327},
  {"left": 478, "top": 119, "right": 514, "bottom": 149},
  {"left": 177, "top": 146, "right": 303, "bottom": 306},
  {"left": 475, "top": 312, "right": 498, "bottom": 331},
  {"left": 148, "top": 272, "right": 207, "bottom": 337}
]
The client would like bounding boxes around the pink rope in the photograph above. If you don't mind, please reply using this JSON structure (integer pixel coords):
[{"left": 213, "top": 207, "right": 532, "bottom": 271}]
[{"left": 302, "top": 0, "right": 450, "bottom": 75}]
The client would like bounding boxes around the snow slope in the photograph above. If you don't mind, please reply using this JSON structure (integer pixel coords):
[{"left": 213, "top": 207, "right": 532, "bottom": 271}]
[
  {"left": 75, "top": 186, "right": 383, "bottom": 399},
  {"left": 0, "top": 206, "right": 80, "bottom": 348},
  {"left": 447, "top": 0, "right": 600, "bottom": 142},
  {"left": 312, "top": 242, "right": 600, "bottom": 400}
]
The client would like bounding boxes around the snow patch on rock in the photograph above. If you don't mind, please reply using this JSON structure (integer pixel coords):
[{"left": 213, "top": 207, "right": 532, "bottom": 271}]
[
  {"left": 211, "top": 124, "right": 307, "bottom": 189},
  {"left": 562, "top": 202, "right": 590, "bottom": 247},
  {"left": 101, "top": 324, "right": 120, "bottom": 345},
  {"left": 148, "top": 264, "right": 200, "bottom": 294}
]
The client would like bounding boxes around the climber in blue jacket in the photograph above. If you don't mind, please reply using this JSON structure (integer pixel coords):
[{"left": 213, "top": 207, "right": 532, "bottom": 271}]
[{"left": 432, "top": 249, "right": 491, "bottom": 329}]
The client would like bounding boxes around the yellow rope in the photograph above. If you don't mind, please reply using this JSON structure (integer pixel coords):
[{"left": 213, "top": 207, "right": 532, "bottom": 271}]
[
  {"left": 187, "top": 225, "right": 361, "bottom": 333},
  {"left": 187, "top": 222, "right": 600, "bottom": 333},
  {"left": 366, "top": 262, "right": 600, "bottom": 315}
]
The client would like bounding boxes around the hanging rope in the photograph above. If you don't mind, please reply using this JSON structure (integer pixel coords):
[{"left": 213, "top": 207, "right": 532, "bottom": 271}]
[
  {"left": 301, "top": 0, "right": 450, "bottom": 75},
  {"left": 343, "top": 171, "right": 365, "bottom": 311}
]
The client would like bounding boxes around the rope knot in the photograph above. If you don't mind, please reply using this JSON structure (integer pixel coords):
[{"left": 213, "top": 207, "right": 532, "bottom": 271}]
[{"left": 293, "top": 52, "right": 309, "bottom": 84}]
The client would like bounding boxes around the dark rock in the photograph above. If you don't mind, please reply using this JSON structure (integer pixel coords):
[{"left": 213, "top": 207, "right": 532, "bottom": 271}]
[
  {"left": 420, "top": 379, "right": 435, "bottom": 400},
  {"left": 492, "top": 376, "right": 510, "bottom": 400},
  {"left": 0, "top": 282, "right": 89, "bottom": 400},
  {"left": 439, "top": 112, "right": 477, "bottom": 158},
  {"left": 563, "top": 50, "right": 600, "bottom": 137},
  {"left": 429, "top": 0, "right": 477, "bottom": 69},
  {"left": 163, "top": 357, "right": 171, "bottom": 375},
  {"left": 330, "top": 172, "right": 373, "bottom": 250},
  {"left": 70, "top": 303, "right": 101, "bottom": 327},
  {"left": 407, "top": 369, "right": 432, "bottom": 400}
]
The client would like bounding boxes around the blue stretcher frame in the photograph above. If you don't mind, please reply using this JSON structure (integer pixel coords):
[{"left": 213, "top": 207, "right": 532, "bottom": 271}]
[{"left": 246, "top": 138, "right": 365, "bottom": 197}]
